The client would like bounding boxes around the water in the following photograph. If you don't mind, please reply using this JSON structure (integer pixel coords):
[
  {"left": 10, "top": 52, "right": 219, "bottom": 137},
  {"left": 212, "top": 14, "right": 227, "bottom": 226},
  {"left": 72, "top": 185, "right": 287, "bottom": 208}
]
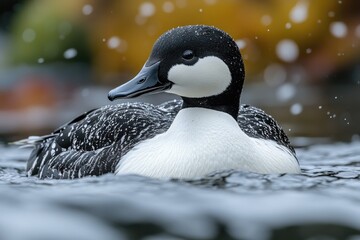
[{"left": 1, "top": 141, "right": 360, "bottom": 240}]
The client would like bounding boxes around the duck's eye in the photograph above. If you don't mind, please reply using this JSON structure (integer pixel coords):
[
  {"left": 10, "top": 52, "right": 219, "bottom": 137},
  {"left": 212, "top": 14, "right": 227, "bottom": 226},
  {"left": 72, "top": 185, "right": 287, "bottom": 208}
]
[{"left": 182, "top": 50, "right": 194, "bottom": 60}]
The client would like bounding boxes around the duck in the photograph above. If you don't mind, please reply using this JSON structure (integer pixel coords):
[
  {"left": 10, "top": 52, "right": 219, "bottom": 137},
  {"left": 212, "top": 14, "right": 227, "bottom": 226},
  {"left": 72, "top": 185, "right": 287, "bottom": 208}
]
[{"left": 19, "top": 25, "right": 301, "bottom": 179}]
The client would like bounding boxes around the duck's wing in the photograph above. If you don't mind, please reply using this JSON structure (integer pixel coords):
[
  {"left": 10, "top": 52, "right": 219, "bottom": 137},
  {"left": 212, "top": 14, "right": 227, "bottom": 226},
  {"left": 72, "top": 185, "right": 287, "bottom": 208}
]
[
  {"left": 23, "top": 100, "right": 182, "bottom": 179},
  {"left": 238, "top": 104, "right": 296, "bottom": 155}
]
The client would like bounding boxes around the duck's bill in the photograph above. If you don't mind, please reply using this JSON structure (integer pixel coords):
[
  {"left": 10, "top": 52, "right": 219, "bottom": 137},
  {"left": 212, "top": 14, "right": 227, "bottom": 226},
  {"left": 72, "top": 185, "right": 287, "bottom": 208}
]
[{"left": 108, "top": 61, "right": 171, "bottom": 101}]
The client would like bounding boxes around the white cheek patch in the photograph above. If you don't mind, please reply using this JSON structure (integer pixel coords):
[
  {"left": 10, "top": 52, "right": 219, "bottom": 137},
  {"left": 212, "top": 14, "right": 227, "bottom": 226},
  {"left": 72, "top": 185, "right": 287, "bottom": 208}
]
[{"left": 166, "top": 56, "right": 232, "bottom": 98}]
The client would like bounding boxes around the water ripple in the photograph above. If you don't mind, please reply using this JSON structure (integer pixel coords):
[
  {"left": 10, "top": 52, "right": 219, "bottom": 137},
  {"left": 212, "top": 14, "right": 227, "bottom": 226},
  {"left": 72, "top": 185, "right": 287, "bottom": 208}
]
[{"left": 0, "top": 141, "right": 360, "bottom": 239}]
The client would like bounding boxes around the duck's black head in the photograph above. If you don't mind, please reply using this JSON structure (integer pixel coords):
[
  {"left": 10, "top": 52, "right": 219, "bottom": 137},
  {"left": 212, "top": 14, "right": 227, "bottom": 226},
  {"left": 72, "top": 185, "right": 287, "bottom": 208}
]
[{"left": 108, "top": 25, "right": 245, "bottom": 119}]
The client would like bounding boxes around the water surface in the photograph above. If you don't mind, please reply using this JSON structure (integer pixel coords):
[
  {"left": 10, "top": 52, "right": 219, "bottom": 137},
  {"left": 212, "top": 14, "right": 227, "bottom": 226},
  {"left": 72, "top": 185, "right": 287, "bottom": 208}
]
[{"left": 1, "top": 141, "right": 360, "bottom": 240}]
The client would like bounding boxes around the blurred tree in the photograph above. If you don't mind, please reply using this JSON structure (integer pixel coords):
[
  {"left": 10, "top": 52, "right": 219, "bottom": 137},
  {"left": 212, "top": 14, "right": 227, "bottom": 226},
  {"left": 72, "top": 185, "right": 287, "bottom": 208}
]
[
  {"left": 5, "top": 0, "right": 360, "bottom": 84},
  {"left": 8, "top": 0, "right": 91, "bottom": 65}
]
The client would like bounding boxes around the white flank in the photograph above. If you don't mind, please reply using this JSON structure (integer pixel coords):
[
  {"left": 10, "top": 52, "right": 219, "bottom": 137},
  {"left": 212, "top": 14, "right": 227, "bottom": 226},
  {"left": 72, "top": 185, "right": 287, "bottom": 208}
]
[
  {"left": 116, "top": 108, "right": 300, "bottom": 178},
  {"left": 166, "top": 56, "right": 232, "bottom": 98}
]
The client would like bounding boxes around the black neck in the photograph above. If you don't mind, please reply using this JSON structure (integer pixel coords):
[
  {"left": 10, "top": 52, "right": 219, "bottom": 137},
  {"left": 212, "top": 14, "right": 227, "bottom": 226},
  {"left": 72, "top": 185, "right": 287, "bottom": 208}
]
[{"left": 181, "top": 96, "right": 240, "bottom": 120}]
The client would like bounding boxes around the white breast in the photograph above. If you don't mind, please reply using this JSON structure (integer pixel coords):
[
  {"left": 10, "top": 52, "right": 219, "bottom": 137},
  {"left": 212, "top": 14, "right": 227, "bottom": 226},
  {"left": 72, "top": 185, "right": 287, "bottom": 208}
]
[{"left": 115, "top": 108, "right": 300, "bottom": 178}]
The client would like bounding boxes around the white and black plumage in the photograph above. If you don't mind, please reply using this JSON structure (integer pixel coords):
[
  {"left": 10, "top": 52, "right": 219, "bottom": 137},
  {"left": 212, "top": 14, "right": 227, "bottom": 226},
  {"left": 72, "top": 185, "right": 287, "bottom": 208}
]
[{"left": 19, "top": 25, "right": 300, "bottom": 179}]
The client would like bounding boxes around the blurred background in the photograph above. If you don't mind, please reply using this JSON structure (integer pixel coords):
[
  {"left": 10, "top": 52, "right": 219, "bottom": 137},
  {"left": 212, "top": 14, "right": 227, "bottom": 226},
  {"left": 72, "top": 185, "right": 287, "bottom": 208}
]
[{"left": 0, "top": 0, "right": 359, "bottom": 144}]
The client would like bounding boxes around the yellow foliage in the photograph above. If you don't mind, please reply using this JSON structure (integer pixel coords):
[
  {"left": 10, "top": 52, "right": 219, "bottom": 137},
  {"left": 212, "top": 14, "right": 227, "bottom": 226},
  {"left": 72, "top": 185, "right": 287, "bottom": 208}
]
[{"left": 11, "top": 0, "right": 357, "bottom": 83}]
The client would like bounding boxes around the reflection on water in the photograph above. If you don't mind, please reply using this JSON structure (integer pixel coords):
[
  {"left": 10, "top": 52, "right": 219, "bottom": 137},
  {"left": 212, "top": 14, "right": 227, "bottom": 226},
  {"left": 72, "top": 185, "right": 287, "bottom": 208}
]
[{"left": 0, "top": 141, "right": 360, "bottom": 240}]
